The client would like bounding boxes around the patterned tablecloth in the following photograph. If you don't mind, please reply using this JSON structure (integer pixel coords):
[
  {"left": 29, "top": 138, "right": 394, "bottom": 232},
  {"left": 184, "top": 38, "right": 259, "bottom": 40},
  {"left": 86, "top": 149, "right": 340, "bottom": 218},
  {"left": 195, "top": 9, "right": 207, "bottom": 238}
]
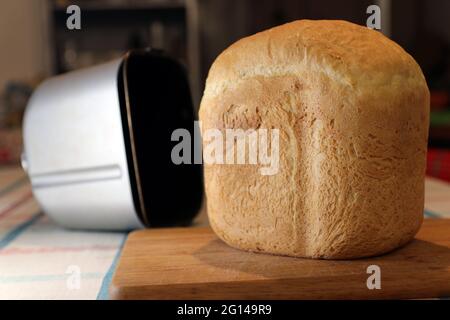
[{"left": 0, "top": 166, "right": 448, "bottom": 299}]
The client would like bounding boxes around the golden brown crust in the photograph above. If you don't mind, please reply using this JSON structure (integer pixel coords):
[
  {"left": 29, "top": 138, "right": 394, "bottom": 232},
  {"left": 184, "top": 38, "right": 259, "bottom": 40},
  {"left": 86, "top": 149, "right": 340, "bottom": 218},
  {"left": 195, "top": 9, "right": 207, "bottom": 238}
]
[
  {"left": 202, "top": 20, "right": 426, "bottom": 101},
  {"left": 199, "top": 20, "right": 429, "bottom": 259}
]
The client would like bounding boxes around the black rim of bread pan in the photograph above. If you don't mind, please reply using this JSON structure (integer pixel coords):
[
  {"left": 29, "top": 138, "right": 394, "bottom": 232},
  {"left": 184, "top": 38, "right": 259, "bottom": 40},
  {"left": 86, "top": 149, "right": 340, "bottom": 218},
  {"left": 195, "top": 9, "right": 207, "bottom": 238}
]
[{"left": 117, "top": 49, "right": 203, "bottom": 227}]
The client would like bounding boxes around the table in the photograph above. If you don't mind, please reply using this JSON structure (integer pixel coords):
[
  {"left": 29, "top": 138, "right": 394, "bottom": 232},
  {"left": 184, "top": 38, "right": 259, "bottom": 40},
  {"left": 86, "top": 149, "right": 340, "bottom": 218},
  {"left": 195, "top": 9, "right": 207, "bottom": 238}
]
[{"left": 0, "top": 166, "right": 448, "bottom": 299}]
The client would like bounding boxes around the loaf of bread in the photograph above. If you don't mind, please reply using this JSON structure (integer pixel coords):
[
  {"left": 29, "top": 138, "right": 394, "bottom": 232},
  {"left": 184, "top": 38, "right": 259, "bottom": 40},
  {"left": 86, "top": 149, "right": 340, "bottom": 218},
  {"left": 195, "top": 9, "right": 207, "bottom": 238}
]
[{"left": 199, "top": 20, "right": 430, "bottom": 259}]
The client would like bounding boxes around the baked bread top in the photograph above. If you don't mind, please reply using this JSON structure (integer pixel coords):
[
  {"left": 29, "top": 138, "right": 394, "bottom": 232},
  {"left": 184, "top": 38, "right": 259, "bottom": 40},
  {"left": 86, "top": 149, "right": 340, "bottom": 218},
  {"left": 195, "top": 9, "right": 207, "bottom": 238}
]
[{"left": 202, "top": 20, "right": 426, "bottom": 101}]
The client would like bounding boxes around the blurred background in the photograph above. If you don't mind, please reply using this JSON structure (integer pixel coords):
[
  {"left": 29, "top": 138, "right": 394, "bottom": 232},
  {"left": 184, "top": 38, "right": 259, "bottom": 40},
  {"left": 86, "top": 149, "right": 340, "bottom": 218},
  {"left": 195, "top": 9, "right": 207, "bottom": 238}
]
[{"left": 1, "top": 0, "right": 450, "bottom": 181}]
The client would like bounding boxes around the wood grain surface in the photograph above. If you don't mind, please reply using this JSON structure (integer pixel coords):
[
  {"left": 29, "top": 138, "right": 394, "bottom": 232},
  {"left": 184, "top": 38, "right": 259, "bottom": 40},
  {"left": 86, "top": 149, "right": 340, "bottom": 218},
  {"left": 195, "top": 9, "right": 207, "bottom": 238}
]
[{"left": 110, "top": 219, "right": 450, "bottom": 299}]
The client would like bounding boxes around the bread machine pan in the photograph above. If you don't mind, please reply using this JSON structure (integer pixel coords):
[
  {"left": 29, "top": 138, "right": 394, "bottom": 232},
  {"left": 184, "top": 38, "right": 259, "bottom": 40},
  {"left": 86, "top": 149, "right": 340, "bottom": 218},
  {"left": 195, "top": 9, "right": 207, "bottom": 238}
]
[{"left": 22, "top": 49, "right": 203, "bottom": 230}]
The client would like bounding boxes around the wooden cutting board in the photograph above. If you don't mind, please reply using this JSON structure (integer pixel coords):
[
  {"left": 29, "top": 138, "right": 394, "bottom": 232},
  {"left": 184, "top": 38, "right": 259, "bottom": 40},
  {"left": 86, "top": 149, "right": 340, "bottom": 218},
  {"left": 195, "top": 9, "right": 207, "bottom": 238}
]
[{"left": 110, "top": 219, "right": 450, "bottom": 299}]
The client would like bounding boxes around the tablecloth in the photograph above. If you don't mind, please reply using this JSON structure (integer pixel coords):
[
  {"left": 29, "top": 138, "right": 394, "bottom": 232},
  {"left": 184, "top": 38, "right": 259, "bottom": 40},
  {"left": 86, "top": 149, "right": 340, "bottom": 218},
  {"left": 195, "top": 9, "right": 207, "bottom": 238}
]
[{"left": 0, "top": 166, "right": 449, "bottom": 299}]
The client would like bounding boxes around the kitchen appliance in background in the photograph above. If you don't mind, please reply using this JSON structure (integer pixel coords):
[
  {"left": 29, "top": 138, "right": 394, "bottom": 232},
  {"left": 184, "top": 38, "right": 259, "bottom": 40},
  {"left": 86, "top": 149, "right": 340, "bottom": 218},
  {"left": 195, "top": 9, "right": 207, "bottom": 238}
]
[{"left": 22, "top": 49, "right": 203, "bottom": 230}]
